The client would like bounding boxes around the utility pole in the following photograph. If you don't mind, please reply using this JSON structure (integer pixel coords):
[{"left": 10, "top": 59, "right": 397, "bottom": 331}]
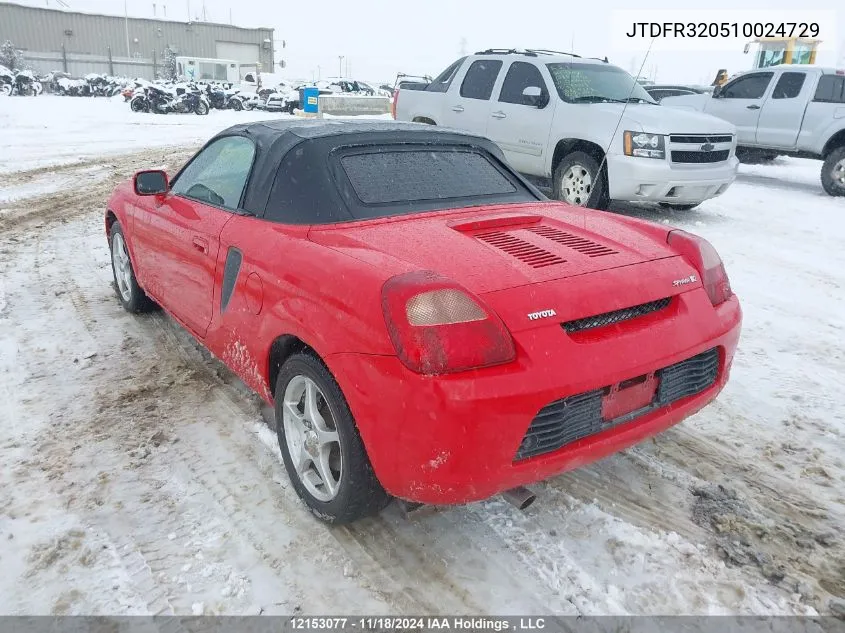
[
  {"left": 229, "top": 8, "right": 232, "bottom": 24},
  {"left": 124, "top": 0, "right": 131, "bottom": 58},
  {"left": 317, "top": 65, "right": 321, "bottom": 80},
  {"left": 338, "top": 55, "right": 344, "bottom": 78}
]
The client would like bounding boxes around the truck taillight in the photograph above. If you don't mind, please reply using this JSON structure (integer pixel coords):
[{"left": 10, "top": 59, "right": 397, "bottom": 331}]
[
  {"left": 381, "top": 271, "right": 516, "bottom": 375},
  {"left": 667, "top": 230, "right": 733, "bottom": 306},
  {"left": 391, "top": 88, "right": 398, "bottom": 119}
]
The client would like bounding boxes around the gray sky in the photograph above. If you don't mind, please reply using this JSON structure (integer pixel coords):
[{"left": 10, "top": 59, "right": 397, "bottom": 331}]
[{"left": 12, "top": 0, "right": 845, "bottom": 84}]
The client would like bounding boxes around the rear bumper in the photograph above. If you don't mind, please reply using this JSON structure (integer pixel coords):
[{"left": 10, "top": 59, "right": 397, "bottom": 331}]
[
  {"left": 608, "top": 154, "right": 739, "bottom": 203},
  {"left": 327, "top": 290, "right": 742, "bottom": 504}
]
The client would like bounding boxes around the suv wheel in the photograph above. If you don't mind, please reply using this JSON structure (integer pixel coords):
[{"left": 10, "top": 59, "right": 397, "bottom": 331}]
[
  {"left": 553, "top": 151, "right": 609, "bottom": 209},
  {"left": 821, "top": 147, "right": 845, "bottom": 197}
]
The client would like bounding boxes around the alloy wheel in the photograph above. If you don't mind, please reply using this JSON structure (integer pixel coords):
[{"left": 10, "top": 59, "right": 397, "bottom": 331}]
[
  {"left": 561, "top": 164, "right": 593, "bottom": 206},
  {"left": 111, "top": 232, "right": 133, "bottom": 302},
  {"left": 282, "top": 375, "right": 343, "bottom": 502}
]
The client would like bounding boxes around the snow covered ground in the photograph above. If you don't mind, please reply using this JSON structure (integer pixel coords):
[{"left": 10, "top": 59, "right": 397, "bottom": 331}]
[{"left": 0, "top": 96, "right": 843, "bottom": 616}]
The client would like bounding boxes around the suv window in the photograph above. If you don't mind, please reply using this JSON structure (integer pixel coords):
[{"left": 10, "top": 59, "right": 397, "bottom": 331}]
[
  {"left": 772, "top": 72, "right": 806, "bottom": 99},
  {"left": 426, "top": 57, "right": 465, "bottom": 93},
  {"left": 171, "top": 136, "right": 255, "bottom": 209},
  {"left": 814, "top": 75, "right": 845, "bottom": 103},
  {"left": 498, "top": 62, "right": 548, "bottom": 105},
  {"left": 720, "top": 72, "right": 773, "bottom": 99},
  {"left": 459, "top": 60, "right": 503, "bottom": 100}
]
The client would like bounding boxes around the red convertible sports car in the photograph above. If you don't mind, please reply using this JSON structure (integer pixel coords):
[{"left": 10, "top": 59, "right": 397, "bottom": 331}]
[{"left": 106, "top": 120, "right": 741, "bottom": 523}]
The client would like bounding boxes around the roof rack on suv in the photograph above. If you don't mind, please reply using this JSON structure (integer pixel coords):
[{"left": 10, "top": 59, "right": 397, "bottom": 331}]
[
  {"left": 474, "top": 48, "right": 538, "bottom": 57},
  {"left": 524, "top": 49, "right": 581, "bottom": 58}
]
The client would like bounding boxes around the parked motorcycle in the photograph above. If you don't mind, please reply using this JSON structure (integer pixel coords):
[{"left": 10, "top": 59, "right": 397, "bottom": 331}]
[
  {"left": 55, "top": 76, "right": 90, "bottom": 96},
  {"left": 0, "top": 65, "right": 13, "bottom": 96},
  {"left": 131, "top": 84, "right": 209, "bottom": 115},
  {"left": 205, "top": 83, "right": 228, "bottom": 109},
  {"left": 12, "top": 70, "right": 41, "bottom": 96}
]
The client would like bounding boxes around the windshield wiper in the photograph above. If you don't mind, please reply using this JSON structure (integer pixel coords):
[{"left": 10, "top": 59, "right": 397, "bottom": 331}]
[
  {"left": 570, "top": 95, "right": 624, "bottom": 103},
  {"left": 622, "top": 97, "right": 657, "bottom": 104}
]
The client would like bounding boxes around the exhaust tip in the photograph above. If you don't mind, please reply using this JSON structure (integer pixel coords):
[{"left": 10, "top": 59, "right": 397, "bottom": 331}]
[{"left": 502, "top": 486, "right": 537, "bottom": 511}]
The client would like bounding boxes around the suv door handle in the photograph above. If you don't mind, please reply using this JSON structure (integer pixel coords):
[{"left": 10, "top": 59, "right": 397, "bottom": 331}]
[
  {"left": 451, "top": 105, "right": 464, "bottom": 112},
  {"left": 192, "top": 237, "right": 208, "bottom": 254},
  {"left": 746, "top": 104, "right": 760, "bottom": 109},
  {"left": 491, "top": 111, "right": 506, "bottom": 119}
]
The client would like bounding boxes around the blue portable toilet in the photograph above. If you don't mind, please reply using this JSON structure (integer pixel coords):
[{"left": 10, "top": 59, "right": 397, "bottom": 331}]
[{"left": 301, "top": 86, "right": 320, "bottom": 114}]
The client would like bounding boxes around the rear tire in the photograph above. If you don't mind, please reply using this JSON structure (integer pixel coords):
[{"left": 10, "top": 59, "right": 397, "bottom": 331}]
[
  {"left": 553, "top": 151, "right": 609, "bottom": 210},
  {"left": 821, "top": 146, "right": 845, "bottom": 197},
  {"left": 230, "top": 98, "right": 243, "bottom": 111},
  {"left": 194, "top": 100, "right": 209, "bottom": 115},
  {"left": 275, "top": 353, "right": 390, "bottom": 524},
  {"left": 109, "top": 222, "right": 159, "bottom": 313}
]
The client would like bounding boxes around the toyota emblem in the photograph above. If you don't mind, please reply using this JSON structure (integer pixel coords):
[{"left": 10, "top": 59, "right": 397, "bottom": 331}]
[{"left": 700, "top": 142, "right": 715, "bottom": 152}]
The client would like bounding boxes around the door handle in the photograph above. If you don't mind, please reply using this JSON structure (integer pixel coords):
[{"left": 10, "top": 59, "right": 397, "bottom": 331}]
[
  {"left": 491, "top": 111, "right": 506, "bottom": 119},
  {"left": 451, "top": 105, "right": 465, "bottom": 112},
  {"left": 746, "top": 104, "right": 760, "bottom": 109},
  {"left": 192, "top": 237, "right": 208, "bottom": 254}
]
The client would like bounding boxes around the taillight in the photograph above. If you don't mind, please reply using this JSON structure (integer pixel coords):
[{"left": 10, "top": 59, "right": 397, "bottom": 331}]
[
  {"left": 381, "top": 270, "right": 516, "bottom": 375},
  {"left": 667, "top": 229, "right": 732, "bottom": 306},
  {"left": 391, "top": 88, "right": 398, "bottom": 119}
]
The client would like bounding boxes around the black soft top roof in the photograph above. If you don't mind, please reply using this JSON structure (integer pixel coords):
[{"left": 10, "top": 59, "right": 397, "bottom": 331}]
[{"left": 197, "top": 119, "right": 542, "bottom": 223}]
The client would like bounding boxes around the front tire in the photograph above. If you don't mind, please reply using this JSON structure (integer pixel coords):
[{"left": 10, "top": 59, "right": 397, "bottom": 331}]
[
  {"left": 130, "top": 97, "right": 148, "bottom": 113},
  {"left": 275, "top": 353, "right": 390, "bottom": 524},
  {"left": 194, "top": 100, "right": 209, "bottom": 115},
  {"left": 553, "top": 151, "right": 609, "bottom": 209},
  {"left": 821, "top": 147, "right": 845, "bottom": 197},
  {"left": 109, "top": 222, "right": 159, "bottom": 313}
]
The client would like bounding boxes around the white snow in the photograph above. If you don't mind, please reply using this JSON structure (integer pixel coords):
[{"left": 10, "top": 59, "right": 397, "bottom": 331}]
[{"left": 0, "top": 95, "right": 843, "bottom": 616}]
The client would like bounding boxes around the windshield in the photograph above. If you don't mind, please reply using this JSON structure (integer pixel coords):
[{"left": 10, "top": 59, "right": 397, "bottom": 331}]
[{"left": 546, "top": 63, "right": 656, "bottom": 104}]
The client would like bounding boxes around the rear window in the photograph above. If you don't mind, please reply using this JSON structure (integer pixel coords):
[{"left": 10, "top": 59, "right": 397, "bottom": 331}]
[
  {"left": 814, "top": 75, "right": 845, "bottom": 103},
  {"left": 340, "top": 149, "right": 517, "bottom": 205}
]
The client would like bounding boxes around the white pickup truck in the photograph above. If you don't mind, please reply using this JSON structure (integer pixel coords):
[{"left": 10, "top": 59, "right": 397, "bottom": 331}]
[
  {"left": 661, "top": 64, "right": 845, "bottom": 196},
  {"left": 394, "top": 49, "right": 739, "bottom": 210}
]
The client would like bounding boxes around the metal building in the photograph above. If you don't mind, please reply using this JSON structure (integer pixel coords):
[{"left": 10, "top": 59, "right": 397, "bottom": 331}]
[{"left": 0, "top": 2, "right": 275, "bottom": 79}]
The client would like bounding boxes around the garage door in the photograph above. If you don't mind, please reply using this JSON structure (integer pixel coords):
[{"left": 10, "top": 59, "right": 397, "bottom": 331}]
[{"left": 216, "top": 41, "right": 260, "bottom": 64}]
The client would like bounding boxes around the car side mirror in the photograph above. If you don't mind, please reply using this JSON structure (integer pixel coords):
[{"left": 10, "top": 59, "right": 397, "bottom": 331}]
[
  {"left": 522, "top": 86, "right": 546, "bottom": 107},
  {"left": 134, "top": 170, "right": 168, "bottom": 196}
]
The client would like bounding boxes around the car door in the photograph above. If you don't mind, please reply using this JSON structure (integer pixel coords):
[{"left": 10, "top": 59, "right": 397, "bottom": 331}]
[
  {"left": 140, "top": 135, "right": 256, "bottom": 337},
  {"left": 703, "top": 71, "right": 774, "bottom": 144},
  {"left": 485, "top": 61, "right": 555, "bottom": 175},
  {"left": 755, "top": 71, "right": 812, "bottom": 148},
  {"left": 439, "top": 58, "right": 502, "bottom": 135}
]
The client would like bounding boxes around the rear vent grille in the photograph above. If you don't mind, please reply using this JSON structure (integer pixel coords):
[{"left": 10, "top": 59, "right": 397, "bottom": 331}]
[
  {"left": 656, "top": 347, "right": 720, "bottom": 405},
  {"left": 563, "top": 297, "right": 672, "bottom": 333},
  {"left": 515, "top": 347, "right": 720, "bottom": 461},
  {"left": 475, "top": 231, "right": 566, "bottom": 268},
  {"left": 524, "top": 225, "right": 618, "bottom": 257}
]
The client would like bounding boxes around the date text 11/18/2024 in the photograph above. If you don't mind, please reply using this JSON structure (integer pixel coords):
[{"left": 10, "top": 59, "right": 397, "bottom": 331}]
[{"left": 290, "top": 617, "right": 548, "bottom": 631}]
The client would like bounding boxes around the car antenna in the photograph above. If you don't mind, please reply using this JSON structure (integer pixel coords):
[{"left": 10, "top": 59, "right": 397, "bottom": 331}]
[{"left": 593, "top": 37, "right": 657, "bottom": 204}]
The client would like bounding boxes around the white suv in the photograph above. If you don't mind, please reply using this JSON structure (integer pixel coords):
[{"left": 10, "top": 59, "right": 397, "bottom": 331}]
[{"left": 395, "top": 49, "right": 740, "bottom": 210}]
